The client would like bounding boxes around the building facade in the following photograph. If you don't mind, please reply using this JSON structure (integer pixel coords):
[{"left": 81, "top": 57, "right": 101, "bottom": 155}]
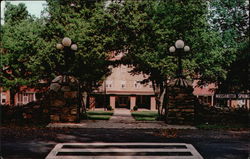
[
  {"left": 0, "top": 86, "right": 37, "bottom": 106},
  {"left": 91, "top": 64, "right": 156, "bottom": 110}
]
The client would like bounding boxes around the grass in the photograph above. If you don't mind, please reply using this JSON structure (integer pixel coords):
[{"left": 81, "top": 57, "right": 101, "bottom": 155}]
[
  {"left": 131, "top": 111, "right": 159, "bottom": 121},
  {"left": 86, "top": 110, "right": 113, "bottom": 120}
]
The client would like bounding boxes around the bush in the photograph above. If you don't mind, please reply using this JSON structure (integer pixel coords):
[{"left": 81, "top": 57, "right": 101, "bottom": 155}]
[
  {"left": 195, "top": 104, "right": 249, "bottom": 125},
  {"left": 0, "top": 102, "right": 50, "bottom": 126},
  {"left": 107, "top": 105, "right": 113, "bottom": 111},
  {"left": 133, "top": 105, "right": 138, "bottom": 111}
]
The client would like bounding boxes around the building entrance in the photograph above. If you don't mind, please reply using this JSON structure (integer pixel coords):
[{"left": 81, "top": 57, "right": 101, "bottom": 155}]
[{"left": 116, "top": 96, "right": 130, "bottom": 109}]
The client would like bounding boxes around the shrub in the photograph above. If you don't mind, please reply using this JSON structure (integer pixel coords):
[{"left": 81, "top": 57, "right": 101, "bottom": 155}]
[
  {"left": 133, "top": 105, "right": 138, "bottom": 111},
  {"left": 195, "top": 104, "right": 249, "bottom": 125},
  {"left": 107, "top": 105, "right": 113, "bottom": 111},
  {"left": 0, "top": 102, "right": 50, "bottom": 126}
]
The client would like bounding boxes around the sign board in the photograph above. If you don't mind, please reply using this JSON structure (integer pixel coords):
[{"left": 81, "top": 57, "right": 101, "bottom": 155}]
[{"left": 215, "top": 94, "right": 250, "bottom": 99}]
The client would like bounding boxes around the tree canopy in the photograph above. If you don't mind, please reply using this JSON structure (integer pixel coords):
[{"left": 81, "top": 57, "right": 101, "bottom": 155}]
[
  {"left": 208, "top": 0, "right": 249, "bottom": 92},
  {"left": 105, "top": 0, "right": 239, "bottom": 115}
]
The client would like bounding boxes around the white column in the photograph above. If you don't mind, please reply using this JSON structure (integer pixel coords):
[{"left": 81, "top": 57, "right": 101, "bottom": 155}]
[
  {"left": 130, "top": 96, "right": 136, "bottom": 110},
  {"left": 110, "top": 96, "right": 116, "bottom": 109},
  {"left": 150, "top": 96, "right": 156, "bottom": 110},
  {"left": 33, "top": 93, "right": 36, "bottom": 101}
]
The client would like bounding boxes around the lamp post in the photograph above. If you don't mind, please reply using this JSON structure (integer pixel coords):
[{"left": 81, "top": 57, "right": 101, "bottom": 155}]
[
  {"left": 56, "top": 37, "right": 77, "bottom": 82},
  {"left": 169, "top": 40, "right": 190, "bottom": 87},
  {"left": 56, "top": 37, "right": 82, "bottom": 122}
]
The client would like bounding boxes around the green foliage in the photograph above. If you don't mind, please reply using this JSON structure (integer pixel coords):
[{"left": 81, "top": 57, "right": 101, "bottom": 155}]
[
  {"left": 133, "top": 105, "right": 138, "bottom": 111},
  {"left": 86, "top": 110, "right": 113, "bottom": 120},
  {"left": 39, "top": 0, "right": 118, "bottom": 92},
  {"left": 208, "top": 0, "right": 249, "bottom": 92},
  {"left": 0, "top": 3, "right": 45, "bottom": 105},
  {"left": 106, "top": 105, "right": 113, "bottom": 111},
  {"left": 4, "top": 2, "right": 29, "bottom": 24},
  {"left": 106, "top": 0, "right": 227, "bottom": 117},
  {"left": 131, "top": 111, "right": 159, "bottom": 121},
  {"left": 1, "top": 1, "right": 118, "bottom": 98},
  {"left": 108, "top": 0, "right": 232, "bottom": 85}
]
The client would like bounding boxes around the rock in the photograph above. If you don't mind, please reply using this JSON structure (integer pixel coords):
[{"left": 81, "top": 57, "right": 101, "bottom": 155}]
[
  {"left": 71, "top": 108, "right": 77, "bottom": 115},
  {"left": 61, "top": 86, "right": 71, "bottom": 92},
  {"left": 51, "top": 99, "right": 65, "bottom": 107},
  {"left": 67, "top": 116, "right": 77, "bottom": 122},
  {"left": 50, "top": 83, "right": 61, "bottom": 92},
  {"left": 64, "top": 91, "right": 78, "bottom": 98},
  {"left": 62, "top": 107, "right": 70, "bottom": 114},
  {"left": 69, "top": 76, "right": 78, "bottom": 83},
  {"left": 50, "top": 115, "right": 60, "bottom": 121},
  {"left": 52, "top": 75, "right": 63, "bottom": 83},
  {"left": 61, "top": 115, "right": 77, "bottom": 122},
  {"left": 33, "top": 105, "right": 40, "bottom": 109},
  {"left": 43, "top": 109, "right": 49, "bottom": 113}
]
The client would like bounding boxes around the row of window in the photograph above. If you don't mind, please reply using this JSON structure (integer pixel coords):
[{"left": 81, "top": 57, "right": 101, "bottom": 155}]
[
  {"left": 105, "top": 80, "right": 153, "bottom": 89},
  {"left": 0, "top": 92, "right": 36, "bottom": 105},
  {"left": 17, "top": 93, "right": 36, "bottom": 105}
]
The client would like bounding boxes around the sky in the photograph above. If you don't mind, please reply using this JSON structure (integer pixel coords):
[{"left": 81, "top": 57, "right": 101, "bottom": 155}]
[{"left": 1, "top": 0, "right": 47, "bottom": 24}]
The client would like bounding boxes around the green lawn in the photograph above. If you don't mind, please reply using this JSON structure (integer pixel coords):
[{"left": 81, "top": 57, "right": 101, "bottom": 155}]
[
  {"left": 131, "top": 111, "right": 159, "bottom": 121},
  {"left": 86, "top": 110, "right": 113, "bottom": 120}
]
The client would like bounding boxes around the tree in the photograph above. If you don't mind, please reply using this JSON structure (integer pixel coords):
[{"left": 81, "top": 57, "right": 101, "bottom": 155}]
[
  {"left": 0, "top": 0, "right": 118, "bottom": 108},
  {"left": 4, "top": 2, "right": 29, "bottom": 24},
  {"left": 208, "top": 0, "right": 249, "bottom": 92},
  {"left": 106, "top": 0, "right": 238, "bottom": 118},
  {"left": 35, "top": 0, "right": 119, "bottom": 109},
  {"left": 0, "top": 3, "right": 44, "bottom": 105}
]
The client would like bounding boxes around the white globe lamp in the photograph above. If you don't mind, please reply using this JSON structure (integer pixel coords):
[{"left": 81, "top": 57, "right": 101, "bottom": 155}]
[{"left": 175, "top": 40, "right": 185, "bottom": 49}]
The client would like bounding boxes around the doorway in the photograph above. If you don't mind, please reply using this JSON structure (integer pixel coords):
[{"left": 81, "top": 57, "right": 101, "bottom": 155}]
[{"left": 116, "top": 96, "right": 130, "bottom": 109}]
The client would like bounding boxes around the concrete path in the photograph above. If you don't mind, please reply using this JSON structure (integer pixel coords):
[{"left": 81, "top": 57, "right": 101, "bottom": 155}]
[
  {"left": 109, "top": 109, "right": 135, "bottom": 122},
  {"left": 47, "top": 109, "right": 196, "bottom": 129}
]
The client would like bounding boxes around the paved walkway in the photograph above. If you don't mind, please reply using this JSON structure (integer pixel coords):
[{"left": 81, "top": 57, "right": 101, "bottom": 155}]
[
  {"left": 47, "top": 109, "right": 196, "bottom": 129},
  {"left": 109, "top": 109, "right": 135, "bottom": 122}
]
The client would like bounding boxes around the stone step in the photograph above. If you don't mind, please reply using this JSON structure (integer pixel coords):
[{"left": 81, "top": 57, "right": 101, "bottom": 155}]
[{"left": 46, "top": 143, "right": 203, "bottom": 159}]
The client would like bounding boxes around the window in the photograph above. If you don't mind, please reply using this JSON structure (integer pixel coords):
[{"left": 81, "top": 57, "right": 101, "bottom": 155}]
[
  {"left": 121, "top": 81, "right": 126, "bottom": 88},
  {"left": 1, "top": 93, "right": 6, "bottom": 105},
  {"left": 134, "top": 81, "right": 140, "bottom": 88},
  {"left": 17, "top": 92, "right": 36, "bottom": 105},
  {"left": 106, "top": 80, "right": 112, "bottom": 88}
]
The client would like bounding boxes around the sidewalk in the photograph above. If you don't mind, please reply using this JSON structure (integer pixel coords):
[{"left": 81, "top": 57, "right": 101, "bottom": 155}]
[
  {"left": 47, "top": 109, "right": 196, "bottom": 129},
  {"left": 109, "top": 109, "right": 135, "bottom": 122}
]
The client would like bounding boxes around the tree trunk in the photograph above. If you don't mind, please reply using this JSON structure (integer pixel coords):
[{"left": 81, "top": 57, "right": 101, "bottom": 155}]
[
  {"left": 82, "top": 91, "right": 88, "bottom": 111},
  {"left": 153, "top": 81, "right": 167, "bottom": 119}
]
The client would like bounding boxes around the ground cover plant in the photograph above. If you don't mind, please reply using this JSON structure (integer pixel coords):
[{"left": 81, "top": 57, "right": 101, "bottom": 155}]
[
  {"left": 86, "top": 110, "right": 113, "bottom": 120},
  {"left": 131, "top": 111, "right": 158, "bottom": 121}
]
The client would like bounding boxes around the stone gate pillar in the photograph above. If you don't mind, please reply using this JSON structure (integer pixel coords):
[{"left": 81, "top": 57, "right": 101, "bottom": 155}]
[
  {"left": 49, "top": 75, "right": 80, "bottom": 123},
  {"left": 167, "top": 80, "right": 196, "bottom": 125}
]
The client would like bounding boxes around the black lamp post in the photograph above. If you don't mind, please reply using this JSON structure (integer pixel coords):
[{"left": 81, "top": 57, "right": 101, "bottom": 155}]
[
  {"left": 169, "top": 40, "right": 190, "bottom": 87},
  {"left": 56, "top": 37, "right": 78, "bottom": 82}
]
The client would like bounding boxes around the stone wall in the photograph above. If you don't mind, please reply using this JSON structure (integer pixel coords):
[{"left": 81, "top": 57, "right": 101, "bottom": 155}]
[{"left": 167, "top": 86, "right": 196, "bottom": 125}]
